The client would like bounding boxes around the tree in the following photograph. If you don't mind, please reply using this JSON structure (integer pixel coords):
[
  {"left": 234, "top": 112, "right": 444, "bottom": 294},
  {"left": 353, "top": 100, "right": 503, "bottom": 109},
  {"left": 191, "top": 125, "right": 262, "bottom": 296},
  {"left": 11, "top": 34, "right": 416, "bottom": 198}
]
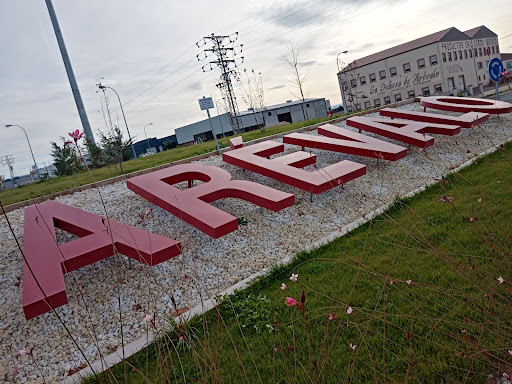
[
  {"left": 83, "top": 137, "right": 105, "bottom": 169},
  {"left": 282, "top": 44, "right": 310, "bottom": 121},
  {"left": 99, "top": 126, "right": 132, "bottom": 174},
  {"left": 50, "top": 139, "right": 83, "bottom": 176},
  {"left": 236, "top": 69, "right": 267, "bottom": 131}
]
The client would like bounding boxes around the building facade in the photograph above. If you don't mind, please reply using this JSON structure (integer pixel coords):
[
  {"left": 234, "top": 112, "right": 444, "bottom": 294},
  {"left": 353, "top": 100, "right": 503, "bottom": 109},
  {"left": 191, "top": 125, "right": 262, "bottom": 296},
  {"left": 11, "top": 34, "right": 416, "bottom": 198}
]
[
  {"left": 174, "top": 98, "right": 330, "bottom": 145},
  {"left": 338, "top": 26, "right": 506, "bottom": 112}
]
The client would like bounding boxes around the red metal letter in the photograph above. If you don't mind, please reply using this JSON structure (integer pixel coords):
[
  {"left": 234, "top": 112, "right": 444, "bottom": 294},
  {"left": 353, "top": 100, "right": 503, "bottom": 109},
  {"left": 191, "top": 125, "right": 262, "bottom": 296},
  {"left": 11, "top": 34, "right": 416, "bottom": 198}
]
[
  {"left": 379, "top": 107, "right": 489, "bottom": 128},
  {"left": 126, "top": 163, "right": 295, "bottom": 238},
  {"left": 283, "top": 124, "right": 407, "bottom": 161},
  {"left": 223, "top": 140, "right": 366, "bottom": 194},
  {"left": 420, "top": 96, "right": 512, "bottom": 114},
  {"left": 23, "top": 201, "right": 181, "bottom": 320},
  {"left": 346, "top": 116, "right": 461, "bottom": 148}
]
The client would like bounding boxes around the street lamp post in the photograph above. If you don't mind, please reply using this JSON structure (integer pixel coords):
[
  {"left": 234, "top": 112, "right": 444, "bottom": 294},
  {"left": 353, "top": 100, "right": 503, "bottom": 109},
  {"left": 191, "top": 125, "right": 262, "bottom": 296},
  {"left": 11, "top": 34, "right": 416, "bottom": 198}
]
[
  {"left": 144, "top": 123, "right": 153, "bottom": 151},
  {"left": 6, "top": 124, "right": 40, "bottom": 179},
  {"left": 97, "top": 84, "right": 137, "bottom": 159},
  {"left": 336, "top": 50, "right": 349, "bottom": 113}
]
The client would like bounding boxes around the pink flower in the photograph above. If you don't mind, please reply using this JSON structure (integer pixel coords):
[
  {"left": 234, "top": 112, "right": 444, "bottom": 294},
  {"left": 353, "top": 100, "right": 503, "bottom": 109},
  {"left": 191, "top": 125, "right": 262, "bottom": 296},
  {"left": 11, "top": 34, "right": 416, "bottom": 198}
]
[
  {"left": 285, "top": 297, "right": 301, "bottom": 307},
  {"left": 346, "top": 306, "right": 353, "bottom": 315},
  {"left": 389, "top": 280, "right": 395, "bottom": 285},
  {"left": 289, "top": 273, "right": 299, "bottom": 282},
  {"left": 439, "top": 197, "right": 447, "bottom": 202},
  {"left": 477, "top": 198, "right": 482, "bottom": 203},
  {"left": 179, "top": 335, "right": 184, "bottom": 341},
  {"left": 281, "top": 283, "right": 287, "bottom": 290},
  {"left": 68, "top": 129, "right": 84, "bottom": 144},
  {"left": 406, "top": 280, "right": 412, "bottom": 285},
  {"left": 143, "top": 313, "right": 154, "bottom": 323},
  {"left": 274, "top": 347, "right": 278, "bottom": 351},
  {"left": 328, "top": 313, "right": 335, "bottom": 321},
  {"left": 504, "top": 373, "right": 510, "bottom": 379},
  {"left": 508, "top": 349, "right": 512, "bottom": 357},
  {"left": 469, "top": 217, "right": 474, "bottom": 222},
  {"left": 19, "top": 347, "right": 28, "bottom": 356},
  {"left": 12, "top": 366, "right": 20, "bottom": 374},
  {"left": 349, "top": 343, "right": 356, "bottom": 351}
]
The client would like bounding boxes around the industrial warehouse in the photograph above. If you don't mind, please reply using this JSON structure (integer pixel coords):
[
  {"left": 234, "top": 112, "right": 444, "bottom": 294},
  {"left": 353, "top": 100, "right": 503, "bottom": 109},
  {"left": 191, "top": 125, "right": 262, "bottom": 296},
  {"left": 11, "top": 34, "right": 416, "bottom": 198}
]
[{"left": 338, "top": 25, "right": 512, "bottom": 112}]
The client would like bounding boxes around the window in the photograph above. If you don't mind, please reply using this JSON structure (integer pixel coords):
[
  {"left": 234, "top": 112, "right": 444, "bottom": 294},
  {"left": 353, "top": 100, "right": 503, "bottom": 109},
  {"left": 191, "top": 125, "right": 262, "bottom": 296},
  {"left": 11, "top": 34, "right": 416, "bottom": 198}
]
[
  {"left": 369, "top": 73, "right": 376, "bottom": 82},
  {"left": 453, "top": 52, "right": 457, "bottom": 61},
  {"left": 429, "top": 55, "right": 438, "bottom": 65},
  {"left": 479, "top": 47, "right": 483, "bottom": 56},
  {"left": 343, "top": 82, "right": 348, "bottom": 90},
  {"left": 360, "top": 76, "right": 366, "bottom": 85},
  {"left": 364, "top": 101, "right": 371, "bottom": 109},
  {"left": 355, "top": 104, "right": 361, "bottom": 111},
  {"left": 464, "top": 50, "right": 468, "bottom": 59},
  {"left": 374, "top": 99, "right": 381, "bottom": 107},
  {"left": 479, "top": 75, "right": 481, "bottom": 81},
  {"left": 492, "top": 46, "right": 495, "bottom": 55},
  {"left": 403, "top": 62, "right": 411, "bottom": 73},
  {"left": 379, "top": 70, "right": 387, "bottom": 80},
  {"left": 417, "top": 58, "right": 426, "bottom": 68},
  {"left": 478, "top": 62, "right": 483, "bottom": 69},
  {"left": 394, "top": 94, "right": 402, "bottom": 102},
  {"left": 306, "top": 103, "right": 310, "bottom": 107},
  {"left": 496, "top": 45, "right": 500, "bottom": 53},
  {"left": 350, "top": 79, "right": 357, "bottom": 88},
  {"left": 483, "top": 74, "right": 486, "bottom": 80},
  {"left": 434, "top": 84, "right": 442, "bottom": 93},
  {"left": 459, "top": 51, "right": 463, "bottom": 60},
  {"left": 268, "top": 112, "right": 272, "bottom": 116},
  {"left": 422, "top": 87, "right": 430, "bottom": 96},
  {"left": 448, "top": 52, "right": 452, "bottom": 62},
  {"left": 384, "top": 96, "right": 391, "bottom": 105},
  {"left": 474, "top": 48, "right": 477, "bottom": 57},
  {"left": 469, "top": 49, "right": 473, "bottom": 58},
  {"left": 390, "top": 67, "right": 397, "bottom": 76},
  {"left": 408, "top": 90, "right": 416, "bottom": 98},
  {"left": 347, "top": 106, "right": 353, "bottom": 113},
  {"left": 442, "top": 53, "right": 446, "bottom": 62}
]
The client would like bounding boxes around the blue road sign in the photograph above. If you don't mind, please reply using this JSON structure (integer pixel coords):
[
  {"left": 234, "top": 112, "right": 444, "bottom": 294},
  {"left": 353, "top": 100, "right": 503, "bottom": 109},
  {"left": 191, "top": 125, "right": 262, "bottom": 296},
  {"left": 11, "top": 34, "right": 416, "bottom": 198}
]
[{"left": 488, "top": 57, "right": 504, "bottom": 82}]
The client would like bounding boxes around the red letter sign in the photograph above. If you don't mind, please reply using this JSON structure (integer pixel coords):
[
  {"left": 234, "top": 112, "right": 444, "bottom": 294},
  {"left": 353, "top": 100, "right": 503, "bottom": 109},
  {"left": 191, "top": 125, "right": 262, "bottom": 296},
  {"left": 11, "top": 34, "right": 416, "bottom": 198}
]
[
  {"left": 379, "top": 107, "right": 489, "bottom": 128},
  {"left": 346, "top": 116, "right": 460, "bottom": 148},
  {"left": 127, "top": 163, "right": 295, "bottom": 238},
  {"left": 23, "top": 201, "right": 181, "bottom": 320},
  {"left": 223, "top": 139, "right": 366, "bottom": 194},
  {"left": 420, "top": 96, "right": 512, "bottom": 114},
  {"left": 284, "top": 124, "right": 407, "bottom": 161}
]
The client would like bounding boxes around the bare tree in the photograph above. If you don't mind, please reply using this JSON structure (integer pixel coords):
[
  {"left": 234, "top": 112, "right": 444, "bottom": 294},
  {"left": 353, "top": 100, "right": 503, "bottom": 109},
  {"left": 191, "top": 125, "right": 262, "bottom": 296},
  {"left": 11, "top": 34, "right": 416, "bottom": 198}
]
[
  {"left": 282, "top": 44, "right": 310, "bottom": 121},
  {"left": 236, "top": 68, "right": 267, "bottom": 131}
]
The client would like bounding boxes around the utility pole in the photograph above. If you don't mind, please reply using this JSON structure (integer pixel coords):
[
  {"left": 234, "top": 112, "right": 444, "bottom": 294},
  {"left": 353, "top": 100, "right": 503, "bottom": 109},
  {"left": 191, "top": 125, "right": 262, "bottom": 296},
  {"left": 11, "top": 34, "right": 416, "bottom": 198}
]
[
  {"left": 1, "top": 155, "right": 16, "bottom": 186},
  {"left": 44, "top": 0, "right": 95, "bottom": 143},
  {"left": 197, "top": 33, "right": 244, "bottom": 135}
]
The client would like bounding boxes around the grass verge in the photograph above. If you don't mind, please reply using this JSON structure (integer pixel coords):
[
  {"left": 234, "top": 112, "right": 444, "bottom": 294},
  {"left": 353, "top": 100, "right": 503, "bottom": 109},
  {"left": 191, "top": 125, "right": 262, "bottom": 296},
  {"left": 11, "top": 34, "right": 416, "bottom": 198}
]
[{"left": 83, "top": 141, "right": 512, "bottom": 383}]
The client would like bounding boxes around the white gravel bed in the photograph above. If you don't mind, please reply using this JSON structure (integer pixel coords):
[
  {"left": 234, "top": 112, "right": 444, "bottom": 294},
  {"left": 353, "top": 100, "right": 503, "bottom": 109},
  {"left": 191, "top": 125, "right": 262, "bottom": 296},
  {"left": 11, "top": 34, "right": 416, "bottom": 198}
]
[{"left": 1, "top": 102, "right": 511, "bottom": 383}]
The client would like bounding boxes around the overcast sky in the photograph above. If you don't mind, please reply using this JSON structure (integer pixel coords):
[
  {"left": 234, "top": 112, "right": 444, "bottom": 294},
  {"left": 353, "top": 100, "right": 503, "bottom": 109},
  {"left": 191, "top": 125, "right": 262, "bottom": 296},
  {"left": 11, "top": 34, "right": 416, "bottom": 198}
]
[{"left": 1, "top": 0, "right": 511, "bottom": 177}]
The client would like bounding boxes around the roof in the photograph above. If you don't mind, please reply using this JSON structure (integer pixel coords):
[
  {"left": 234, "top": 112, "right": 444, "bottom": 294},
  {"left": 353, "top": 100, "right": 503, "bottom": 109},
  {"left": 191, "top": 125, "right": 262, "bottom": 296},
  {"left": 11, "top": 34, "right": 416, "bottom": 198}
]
[
  {"left": 340, "top": 26, "right": 495, "bottom": 72},
  {"left": 238, "top": 98, "right": 325, "bottom": 115},
  {"left": 500, "top": 53, "right": 512, "bottom": 61},
  {"left": 464, "top": 25, "right": 497, "bottom": 39}
]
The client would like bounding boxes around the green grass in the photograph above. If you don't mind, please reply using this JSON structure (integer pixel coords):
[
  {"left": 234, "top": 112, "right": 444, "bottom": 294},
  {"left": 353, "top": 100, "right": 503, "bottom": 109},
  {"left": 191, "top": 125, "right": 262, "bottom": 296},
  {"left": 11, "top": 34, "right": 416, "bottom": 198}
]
[
  {"left": 84, "top": 142, "right": 512, "bottom": 383},
  {"left": 0, "top": 114, "right": 346, "bottom": 207}
]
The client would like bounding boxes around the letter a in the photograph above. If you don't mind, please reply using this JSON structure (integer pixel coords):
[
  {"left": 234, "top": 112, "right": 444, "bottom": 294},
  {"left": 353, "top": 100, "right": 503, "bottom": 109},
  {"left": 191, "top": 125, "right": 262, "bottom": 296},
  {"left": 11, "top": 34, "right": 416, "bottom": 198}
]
[
  {"left": 127, "top": 163, "right": 295, "bottom": 238},
  {"left": 22, "top": 201, "right": 181, "bottom": 320}
]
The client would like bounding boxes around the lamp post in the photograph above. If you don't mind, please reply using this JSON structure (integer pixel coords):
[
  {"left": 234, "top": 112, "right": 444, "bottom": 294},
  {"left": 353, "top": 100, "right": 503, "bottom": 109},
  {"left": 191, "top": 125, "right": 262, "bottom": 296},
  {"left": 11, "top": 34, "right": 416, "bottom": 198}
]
[
  {"left": 97, "top": 84, "right": 137, "bottom": 159},
  {"left": 6, "top": 124, "right": 40, "bottom": 179},
  {"left": 337, "top": 50, "right": 349, "bottom": 113},
  {"left": 144, "top": 123, "right": 153, "bottom": 151}
]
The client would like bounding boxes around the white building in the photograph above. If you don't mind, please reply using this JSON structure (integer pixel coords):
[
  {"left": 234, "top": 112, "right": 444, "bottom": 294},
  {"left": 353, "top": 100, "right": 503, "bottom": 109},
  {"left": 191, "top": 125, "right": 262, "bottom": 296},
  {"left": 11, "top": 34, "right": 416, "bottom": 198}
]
[
  {"left": 175, "top": 98, "right": 330, "bottom": 145},
  {"left": 338, "top": 26, "right": 507, "bottom": 112}
]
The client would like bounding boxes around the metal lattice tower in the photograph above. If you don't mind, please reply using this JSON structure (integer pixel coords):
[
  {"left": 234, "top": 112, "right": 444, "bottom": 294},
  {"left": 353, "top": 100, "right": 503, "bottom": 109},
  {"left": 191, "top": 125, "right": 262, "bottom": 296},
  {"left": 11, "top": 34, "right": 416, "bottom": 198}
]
[
  {"left": 197, "top": 33, "right": 244, "bottom": 134},
  {"left": 1, "top": 155, "right": 15, "bottom": 182}
]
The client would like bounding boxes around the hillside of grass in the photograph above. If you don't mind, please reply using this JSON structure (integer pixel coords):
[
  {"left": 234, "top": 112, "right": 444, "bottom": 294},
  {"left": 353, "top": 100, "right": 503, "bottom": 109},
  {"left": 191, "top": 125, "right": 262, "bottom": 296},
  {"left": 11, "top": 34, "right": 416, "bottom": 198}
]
[{"left": 84, "top": 141, "right": 512, "bottom": 383}]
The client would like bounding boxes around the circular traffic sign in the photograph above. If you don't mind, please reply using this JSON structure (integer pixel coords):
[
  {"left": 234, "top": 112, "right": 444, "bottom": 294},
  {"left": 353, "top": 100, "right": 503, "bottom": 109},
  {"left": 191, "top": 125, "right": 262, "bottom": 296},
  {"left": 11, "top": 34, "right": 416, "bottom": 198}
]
[{"left": 488, "top": 57, "right": 504, "bottom": 83}]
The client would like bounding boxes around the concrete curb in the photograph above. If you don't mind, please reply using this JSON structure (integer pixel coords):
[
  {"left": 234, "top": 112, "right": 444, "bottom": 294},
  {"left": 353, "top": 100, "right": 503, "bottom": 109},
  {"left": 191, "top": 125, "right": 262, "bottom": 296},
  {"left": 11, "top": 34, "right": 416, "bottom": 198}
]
[
  {"left": 60, "top": 126, "right": 509, "bottom": 384},
  {"left": 3, "top": 99, "right": 416, "bottom": 214}
]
